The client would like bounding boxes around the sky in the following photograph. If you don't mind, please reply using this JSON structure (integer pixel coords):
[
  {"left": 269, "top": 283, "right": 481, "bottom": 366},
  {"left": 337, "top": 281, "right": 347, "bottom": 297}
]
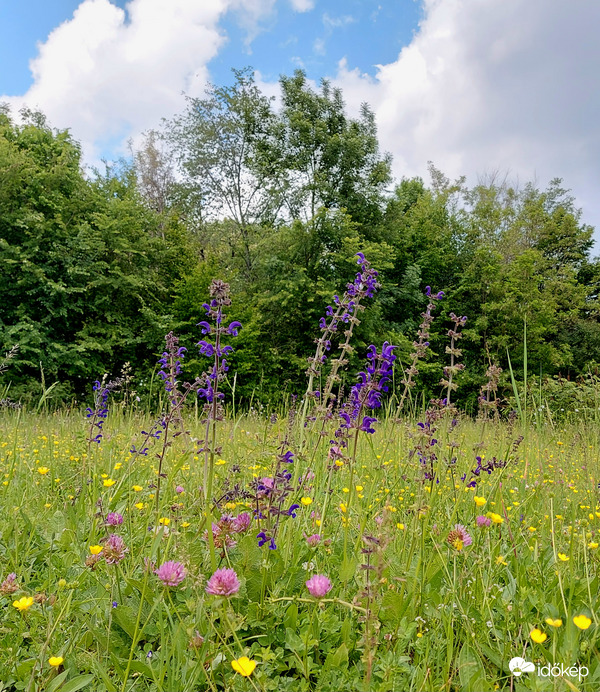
[{"left": 2, "top": 0, "right": 600, "bottom": 243}]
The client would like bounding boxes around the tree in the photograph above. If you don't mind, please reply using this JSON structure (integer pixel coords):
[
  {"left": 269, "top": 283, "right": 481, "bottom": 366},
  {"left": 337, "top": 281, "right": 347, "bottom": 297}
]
[
  {"left": 263, "top": 70, "right": 392, "bottom": 229},
  {"left": 168, "top": 68, "right": 282, "bottom": 280}
]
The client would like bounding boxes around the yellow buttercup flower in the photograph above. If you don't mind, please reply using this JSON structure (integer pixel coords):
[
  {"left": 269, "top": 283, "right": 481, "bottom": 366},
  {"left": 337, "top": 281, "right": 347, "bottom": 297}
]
[
  {"left": 573, "top": 615, "right": 592, "bottom": 630},
  {"left": 132, "top": 485, "right": 143, "bottom": 492},
  {"left": 496, "top": 555, "right": 507, "bottom": 566},
  {"left": 37, "top": 467, "right": 49, "bottom": 475},
  {"left": 530, "top": 628, "right": 547, "bottom": 644},
  {"left": 557, "top": 553, "right": 570, "bottom": 562},
  {"left": 135, "top": 502, "right": 145, "bottom": 510},
  {"left": 13, "top": 596, "right": 34, "bottom": 612},
  {"left": 545, "top": 618, "right": 562, "bottom": 628},
  {"left": 158, "top": 517, "right": 170, "bottom": 525},
  {"left": 474, "top": 496, "right": 486, "bottom": 507},
  {"left": 231, "top": 656, "right": 256, "bottom": 677},
  {"left": 588, "top": 542, "right": 599, "bottom": 549},
  {"left": 103, "top": 479, "right": 116, "bottom": 487},
  {"left": 89, "top": 545, "right": 103, "bottom": 555},
  {"left": 48, "top": 656, "right": 63, "bottom": 667},
  {"left": 488, "top": 513, "right": 504, "bottom": 524},
  {"left": 301, "top": 497, "right": 313, "bottom": 506}
]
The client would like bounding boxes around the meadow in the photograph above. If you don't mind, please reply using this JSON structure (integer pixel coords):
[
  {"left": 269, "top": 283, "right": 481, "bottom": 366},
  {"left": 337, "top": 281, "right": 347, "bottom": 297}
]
[
  {"left": 1, "top": 396, "right": 600, "bottom": 691},
  {"left": 2, "top": 268, "right": 600, "bottom": 692}
]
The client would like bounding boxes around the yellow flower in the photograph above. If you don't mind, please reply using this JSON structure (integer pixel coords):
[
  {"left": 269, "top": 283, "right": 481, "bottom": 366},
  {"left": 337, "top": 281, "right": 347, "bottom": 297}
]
[
  {"left": 452, "top": 538, "right": 464, "bottom": 551},
  {"left": 528, "top": 527, "right": 536, "bottom": 532},
  {"left": 588, "top": 542, "right": 599, "bottom": 549},
  {"left": 488, "top": 513, "right": 504, "bottom": 524},
  {"left": 114, "top": 463, "right": 122, "bottom": 470},
  {"left": 335, "top": 460, "right": 344, "bottom": 466},
  {"left": 158, "top": 517, "right": 170, "bottom": 525},
  {"left": 474, "top": 496, "right": 486, "bottom": 507},
  {"left": 396, "top": 523, "right": 405, "bottom": 530},
  {"left": 103, "top": 479, "right": 116, "bottom": 487},
  {"left": 37, "top": 467, "right": 49, "bottom": 475},
  {"left": 181, "top": 521, "right": 190, "bottom": 528},
  {"left": 573, "top": 615, "right": 592, "bottom": 630},
  {"left": 545, "top": 618, "right": 563, "bottom": 628},
  {"left": 132, "top": 485, "right": 143, "bottom": 492},
  {"left": 301, "top": 497, "right": 312, "bottom": 506},
  {"left": 89, "top": 545, "right": 103, "bottom": 555},
  {"left": 496, "top": 555, "right": 507, "bottom": 566},
  {"left": 557, "top": 553, "right": 570, "bottom": 562},
  {"left": 355, "top": 485, "right": 363, "bottom": 492},
  {"left": 135, "top": 502, "right": 145, "bottom": 510},
  {"left": 231, "top": 656, "right": 256, "bottom": 677},
  {"left": 13, "top": 596, "right": 34, "bottom": 612},
  {"left": 342, "top": 487, "right": 349, "bottom": 493},
  {"left": 48, "top": 656, "right": 63, "bottom": 667},
  {"left": 530, "top": 628, "right": 547, "bottom": 644},
  {"left": 215, "top": 459, "right": 227, "bottom": 466}
]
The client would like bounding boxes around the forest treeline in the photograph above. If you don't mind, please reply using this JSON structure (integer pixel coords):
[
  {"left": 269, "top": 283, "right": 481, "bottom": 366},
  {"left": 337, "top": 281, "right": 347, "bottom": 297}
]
[{"left": 1, "top": 68, "right": 600, "bottom": 410}]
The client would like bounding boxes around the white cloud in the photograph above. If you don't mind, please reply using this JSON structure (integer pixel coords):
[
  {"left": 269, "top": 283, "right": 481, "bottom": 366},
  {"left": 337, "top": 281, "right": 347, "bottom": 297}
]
[
  {"left": 334, "top": 0, "right": 600, "bottom": 236},
  {"left": 289, "top": 0, "right": 314, "bottom": 12},
  {"left": 1, "top": 0, "right": 273, "bottom": 162}
]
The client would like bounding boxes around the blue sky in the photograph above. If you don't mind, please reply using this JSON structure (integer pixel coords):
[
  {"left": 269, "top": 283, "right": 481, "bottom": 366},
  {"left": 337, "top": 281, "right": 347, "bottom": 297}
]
[
  {"left": 2, "top": 0, "right": 600, "bottom": 240},
  {"left": 1, "top": 0, "right": 421, "bottom": 97}
]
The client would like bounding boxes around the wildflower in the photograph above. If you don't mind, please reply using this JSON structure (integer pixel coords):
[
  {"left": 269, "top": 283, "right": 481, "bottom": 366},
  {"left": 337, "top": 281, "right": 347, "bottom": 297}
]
[
  {"left": 103, "top": 479, "right": 116, "bottom": 487},
  {"left": 48, "top": 656, "right": 63, "bottom": 667},
  {"left": 496, "top": 555, "right": 508, "bottom": 566},
  {"left": 474, "top": 496, "right": 486, "bottom": 507},
  {"left": 0, "top": 573, "right": 18, "bottom": 595},
  {"left": 175, "top": 485, "right": 185, "bottom": 494},
  {"left": 476, "top": 515, "right": 491, "bottom": 527},
  {"left": 557, "top": 553, "right": 570, "bottom": 562},
  {"left": 135, "top": 502, "right": 145, "bottom": 510},
  {"left": 488, "top": 512, "right": 504, "bottom": 524},
  {"left": 13, "top": 596, "right": 34, "bottom": 612},
  {"left": 588, "top": 542, "right": 599, "bottom": 549},
  {"left": 206, "top": 568, "right": 240, "bottom": 597},
  {"left": 573, "top": 615, "right": 592, "bottom": 630},
  {"left": 301, "top": 497, "right": 313, "bottom": 506},
  {"left": 132, "top": 485, "right": 143, "bottom": 492},
  {"left": 545, "top": 618, "right": 563, "bottom": 628},
  {"left": 305, "top": 534, "right": 321, "bottom": 547},
  {"left": 232, "top": 513, "right": 251, "bottom": 533},
  {"left": 447, "top": 524, "right": 472, "bottom": 550},
  {"left": 256, "top": 531, "right": 276, "bottom": 550},
  {"left": 89, "top": 545, "right": 103, "bottom": 555},
  {"left": 103, "top": 534, "right": 128, "bottom": 565},
  {"left": 37, "top": 467, "right": 49, "bottom": 475},
  {"left": 105, "top": 512, "right": 123, "bottom": 526},
  {"left": 530, "top": 628, "right": 547, "bottom": 644},
  {"left": 158, "top": 517, "right": 170, "bottom": 525},
  {"left": 231, "top": 656, "right": 256, "bottom": 677},
  {"left": 155, "top": 561, "right": 186, "bottom": 587},
  {"left": 306, "top": 574, "right": 332, "bottom": 598}
]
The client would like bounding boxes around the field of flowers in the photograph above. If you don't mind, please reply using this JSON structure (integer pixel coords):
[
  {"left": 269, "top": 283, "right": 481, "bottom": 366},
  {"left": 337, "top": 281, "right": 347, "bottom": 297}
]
[
  {"left": 1, "top": 262, "right": 600, "bottom": 692},
  {"left": 1, "top": 403, "right": 600, "bottom": 691}
]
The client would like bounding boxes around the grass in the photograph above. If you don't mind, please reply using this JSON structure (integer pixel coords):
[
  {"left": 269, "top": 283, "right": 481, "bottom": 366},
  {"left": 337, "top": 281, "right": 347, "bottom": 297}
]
[{"left": 1, "top": 406, "right": 600, "bottom": 691}]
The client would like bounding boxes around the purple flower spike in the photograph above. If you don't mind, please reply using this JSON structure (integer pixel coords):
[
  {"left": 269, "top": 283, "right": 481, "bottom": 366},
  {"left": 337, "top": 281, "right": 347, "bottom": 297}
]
[{"left": 205, "top": 568, "right": 240, "bottom": 597}]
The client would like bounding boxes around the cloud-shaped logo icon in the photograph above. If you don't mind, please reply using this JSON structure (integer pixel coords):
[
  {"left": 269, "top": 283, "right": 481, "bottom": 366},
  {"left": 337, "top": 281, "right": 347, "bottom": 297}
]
[{"left": 509, "top": 657, "right": 535, "bottom": 676}]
